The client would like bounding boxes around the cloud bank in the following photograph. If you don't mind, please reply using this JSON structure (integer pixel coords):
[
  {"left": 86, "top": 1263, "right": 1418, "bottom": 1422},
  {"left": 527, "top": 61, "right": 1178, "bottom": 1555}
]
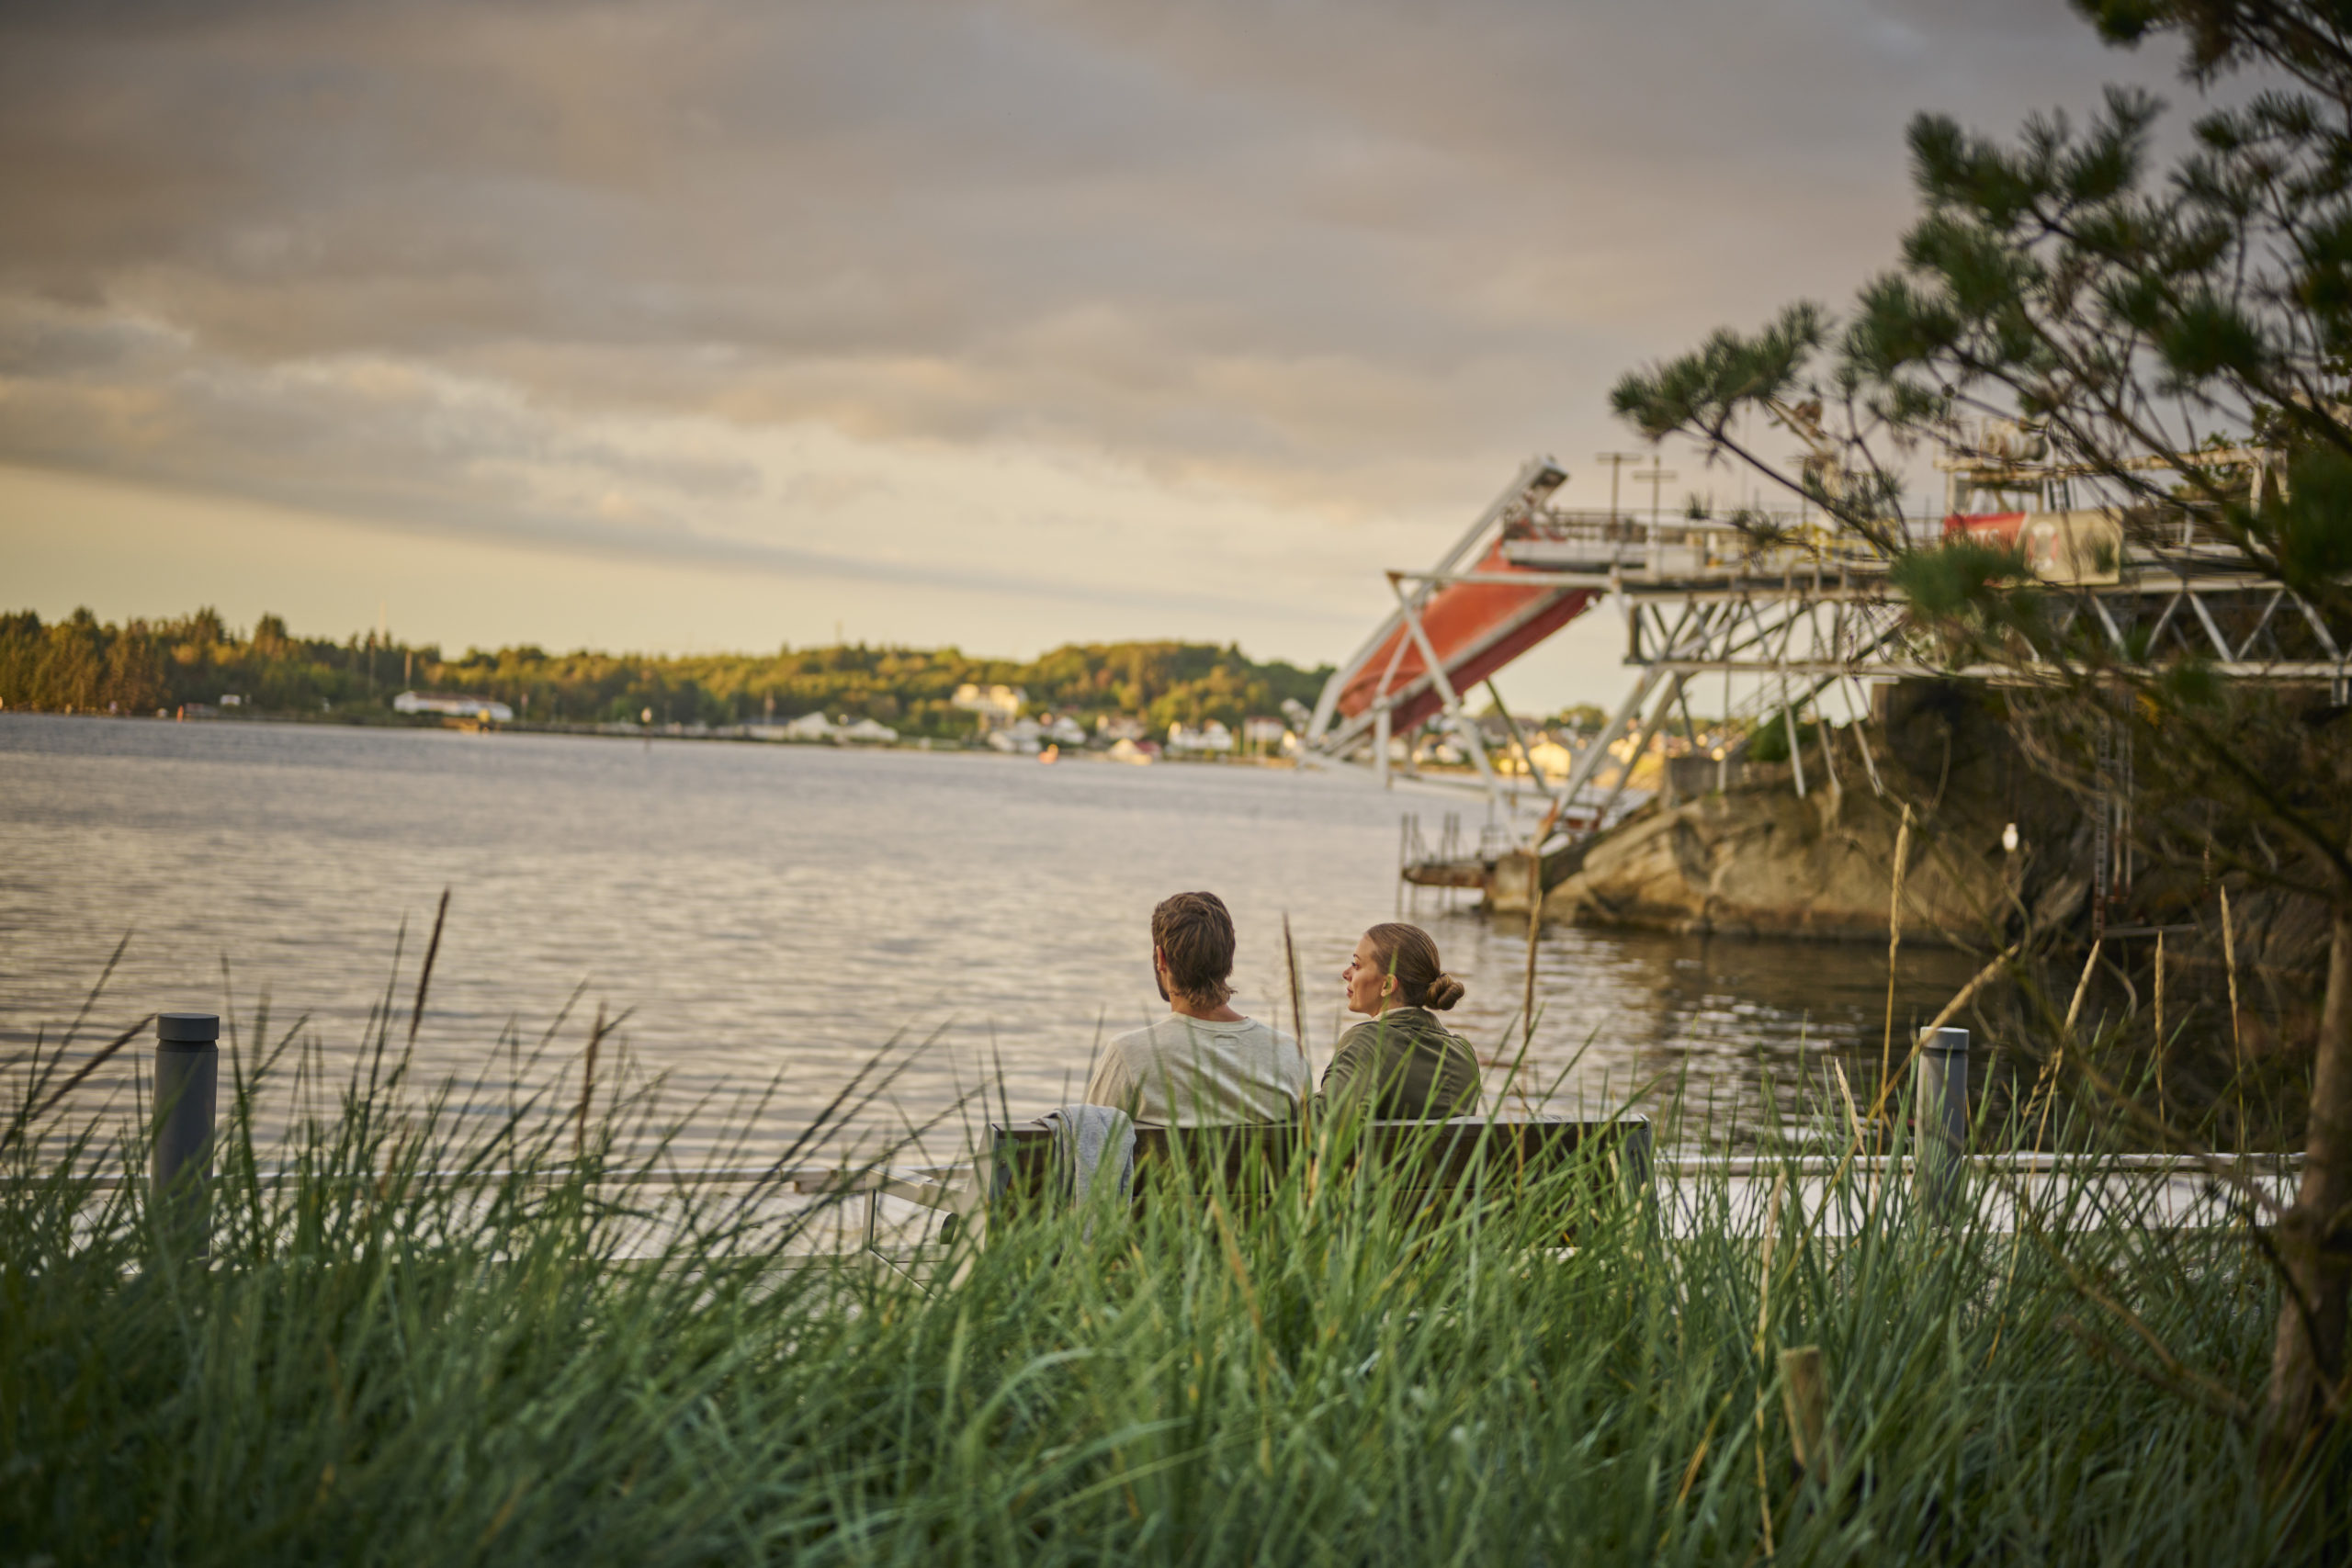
[{"left": 0, "top": 0, "right": 2188, "bottom": 685}]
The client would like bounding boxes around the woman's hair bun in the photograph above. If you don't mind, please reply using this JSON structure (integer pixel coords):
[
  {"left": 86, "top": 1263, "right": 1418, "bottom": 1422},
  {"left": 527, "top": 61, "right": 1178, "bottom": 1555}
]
[{"left": 1425, "top": 972, "right": 1465, "bottom": 1010}]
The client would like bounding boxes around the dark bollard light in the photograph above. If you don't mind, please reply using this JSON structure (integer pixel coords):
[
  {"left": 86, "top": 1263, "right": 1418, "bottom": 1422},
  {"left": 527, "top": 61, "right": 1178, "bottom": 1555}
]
[
  {"left": 1914, "top": 1026, "right": 1970, "bottom": 1220},
  {"left": 153, "top": 1012, "right": 220, "bottom": 1253}
]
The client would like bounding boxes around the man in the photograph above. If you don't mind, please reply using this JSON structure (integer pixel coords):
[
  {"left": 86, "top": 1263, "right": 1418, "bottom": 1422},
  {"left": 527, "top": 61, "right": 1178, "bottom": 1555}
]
[{"left": 1082, "top": 890, "right": 1306, "bottom": 1126}]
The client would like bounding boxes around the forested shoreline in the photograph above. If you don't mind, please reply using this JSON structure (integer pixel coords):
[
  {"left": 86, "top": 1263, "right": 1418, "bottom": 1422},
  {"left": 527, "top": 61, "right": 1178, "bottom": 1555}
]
[{"left": 0, "top": 606, "right": 1332, "bottom": 738}]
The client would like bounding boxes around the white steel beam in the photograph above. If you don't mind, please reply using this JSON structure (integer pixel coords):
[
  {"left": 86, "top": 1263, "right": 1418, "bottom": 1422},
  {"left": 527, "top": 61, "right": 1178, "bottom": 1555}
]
[{"left": 1390, "top": 572, "right": 1503, "bottom": 806}]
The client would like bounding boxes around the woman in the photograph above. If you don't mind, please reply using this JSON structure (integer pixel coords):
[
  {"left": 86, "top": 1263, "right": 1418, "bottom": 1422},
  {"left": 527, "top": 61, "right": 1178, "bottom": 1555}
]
[{"left": 1317, "top": 922, "right": 1482, "bottom": 1120}]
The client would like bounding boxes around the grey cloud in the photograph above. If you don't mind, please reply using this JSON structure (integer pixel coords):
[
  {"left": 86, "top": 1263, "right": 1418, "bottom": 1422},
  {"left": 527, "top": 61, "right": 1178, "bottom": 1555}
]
[
  {"left": 0, "top": 0, "right": 2233, "bottom": 592},
  {"left": 0, "top": 295, "right": 1372, "bottom": 630},
  {"left": 0, "top": 299, "right": 766, "bottom": 520}
]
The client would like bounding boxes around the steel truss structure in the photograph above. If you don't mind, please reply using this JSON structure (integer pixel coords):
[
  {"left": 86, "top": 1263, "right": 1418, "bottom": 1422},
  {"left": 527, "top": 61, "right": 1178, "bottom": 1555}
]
[{"left": 1305, "top": 456, "right": 2350, "bottom": 854}]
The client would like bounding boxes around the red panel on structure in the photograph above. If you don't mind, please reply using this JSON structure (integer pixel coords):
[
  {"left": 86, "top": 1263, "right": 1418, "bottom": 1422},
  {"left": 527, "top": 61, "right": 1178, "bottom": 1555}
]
[
  {"left": 1334, "top": 541, "right": 1599, "bottom": 735},
  {"left": 1943, "top": 511, "right": 2027, "bottom": 544}
]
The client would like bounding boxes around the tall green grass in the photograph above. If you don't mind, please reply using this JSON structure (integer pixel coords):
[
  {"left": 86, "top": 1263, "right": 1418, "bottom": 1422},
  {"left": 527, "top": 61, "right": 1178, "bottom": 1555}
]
[{"left": 1, "top": 991, "right": 2335, "bottom": 1565}]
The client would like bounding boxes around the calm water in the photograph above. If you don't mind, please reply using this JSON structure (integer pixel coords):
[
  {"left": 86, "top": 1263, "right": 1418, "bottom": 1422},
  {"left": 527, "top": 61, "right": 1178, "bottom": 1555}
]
[{"left": 0, "top": 715, "right": 1975, "bottom": 1157}]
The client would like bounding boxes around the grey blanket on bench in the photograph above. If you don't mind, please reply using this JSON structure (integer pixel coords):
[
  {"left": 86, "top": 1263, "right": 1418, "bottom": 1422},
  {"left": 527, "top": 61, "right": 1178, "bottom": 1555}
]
[{"left": 1029, "top": 1104, "right": 1136, "bottom": 1235}]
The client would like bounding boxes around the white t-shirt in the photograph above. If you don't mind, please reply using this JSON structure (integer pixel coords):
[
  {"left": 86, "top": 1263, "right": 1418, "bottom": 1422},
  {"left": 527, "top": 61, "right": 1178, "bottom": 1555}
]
[{"left": 1081, "top": 1013, "right": 1308, "bottom": 1127}]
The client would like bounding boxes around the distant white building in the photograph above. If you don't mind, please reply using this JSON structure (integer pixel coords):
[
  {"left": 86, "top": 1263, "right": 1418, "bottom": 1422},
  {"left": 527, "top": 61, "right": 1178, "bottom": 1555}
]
[
  {"left": 1168, "top": 720, "right": 1235, "bottom": 754},
  {"left": 986, "top": 717, "right": 1045, "bottom": 754},
  {"left": 778, "top": 710, "right": 839, "bottom": 740},
  {"left": 1096, "top": 714, "right": 1147, "bottom": 741},
  {"left": 837, "top": 716, "right": 899, "bottom": 743},
  {"left": 952, "top": 683, "right": 1026, "bottom": 728},
  {"left": 1241, "top": 716, "right": 1287, "bottom": 750},
  {"left": 1037, "top": 713, "right": 1087, "bottom": 746},
  {"left": 1107, "top": 737, "right": 1156, "bottom": 765},
  {"left": 394, "top": 691, "right": 514, "bottom": 722}
]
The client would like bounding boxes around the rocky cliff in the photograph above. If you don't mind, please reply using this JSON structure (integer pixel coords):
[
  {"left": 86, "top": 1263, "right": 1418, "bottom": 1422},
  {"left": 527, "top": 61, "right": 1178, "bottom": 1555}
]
[
  {"left": 1542, "top": 782, "right": 2005, "bottom": 944},
  {"left": 1539, "top": 682, "right": 2078, "bottom": 947}
]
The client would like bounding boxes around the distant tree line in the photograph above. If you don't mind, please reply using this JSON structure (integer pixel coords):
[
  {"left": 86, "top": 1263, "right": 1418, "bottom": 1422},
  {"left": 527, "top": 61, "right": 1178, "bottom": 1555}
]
[{"left": 0, "top": 606, "right": 1333, "bottom": 738}]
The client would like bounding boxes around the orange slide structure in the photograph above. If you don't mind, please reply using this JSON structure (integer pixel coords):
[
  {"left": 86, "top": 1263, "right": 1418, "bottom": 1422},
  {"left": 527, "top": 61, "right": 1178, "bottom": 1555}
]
[{"left": 1305, "top": 457, "right": 1604, "bottom": 757}]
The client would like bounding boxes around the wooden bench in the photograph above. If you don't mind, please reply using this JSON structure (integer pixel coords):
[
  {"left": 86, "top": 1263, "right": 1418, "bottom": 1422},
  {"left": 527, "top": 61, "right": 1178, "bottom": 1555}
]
[{"left": 962, "top": 1113, "right": 1654, "bottom": 1237}]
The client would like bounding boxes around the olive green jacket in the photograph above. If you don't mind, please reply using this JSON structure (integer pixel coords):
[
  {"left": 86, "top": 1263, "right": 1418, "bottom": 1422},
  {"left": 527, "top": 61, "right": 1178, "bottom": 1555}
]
[{"left": 1315, "top": 1007, "right": 1482, "bottom": 1121}]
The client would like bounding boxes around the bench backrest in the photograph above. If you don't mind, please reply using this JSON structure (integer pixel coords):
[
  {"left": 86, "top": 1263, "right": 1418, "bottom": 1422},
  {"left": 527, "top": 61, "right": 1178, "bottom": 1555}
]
[{"left": 985, "top": 1114, "right": 1651, "bottom": 1225}]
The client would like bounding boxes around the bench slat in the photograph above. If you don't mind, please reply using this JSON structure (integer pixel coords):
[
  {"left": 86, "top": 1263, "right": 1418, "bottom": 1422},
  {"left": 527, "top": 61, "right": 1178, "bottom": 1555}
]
[{"left": 982, "top": 1115, "right": 1651, "bottom": 1213}]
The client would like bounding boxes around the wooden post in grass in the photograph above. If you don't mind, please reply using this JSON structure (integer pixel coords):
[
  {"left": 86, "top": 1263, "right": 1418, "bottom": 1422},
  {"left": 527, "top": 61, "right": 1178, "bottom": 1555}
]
[
  {"left": 153, "top": 1012, "right": 220, "bottom": 1254},
  {"left": 1779, "top": 1345, "right": 1837, "bottom": 1480},
  {"left": 1916, "top": 1026, "right": 1969, "bottom": 1220}
]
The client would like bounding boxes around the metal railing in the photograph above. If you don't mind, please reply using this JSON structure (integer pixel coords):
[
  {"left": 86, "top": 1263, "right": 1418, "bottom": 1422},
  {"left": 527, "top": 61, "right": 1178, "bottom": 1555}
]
[{"left": 24, "top": 1015, "right": 2299, "bottom": 1252}]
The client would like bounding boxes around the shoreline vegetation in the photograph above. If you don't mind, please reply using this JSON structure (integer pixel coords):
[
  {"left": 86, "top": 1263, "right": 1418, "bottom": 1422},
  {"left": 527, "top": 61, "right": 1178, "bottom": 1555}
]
[
  {"left": 0, "top": 604, "right": 1335, "bottom": 747},
  {"left": 4, "top": 940, "right": 2335, "bottom": 1562}
]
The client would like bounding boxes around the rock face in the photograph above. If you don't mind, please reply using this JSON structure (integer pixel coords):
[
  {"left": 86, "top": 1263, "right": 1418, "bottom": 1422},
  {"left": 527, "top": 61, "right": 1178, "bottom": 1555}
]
[
  {"left": 1542, "top": 783, "right": 2009, "bottom": 945},
  {"left": 1538, "top": 682, "right": 2066, "bottom": 947}
]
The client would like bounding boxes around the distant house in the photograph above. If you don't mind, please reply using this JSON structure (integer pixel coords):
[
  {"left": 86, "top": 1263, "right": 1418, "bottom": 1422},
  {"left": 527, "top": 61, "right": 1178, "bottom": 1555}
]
[
  {"left": 779, "top": 711, "right": 839, "bottom": 740},
  {"left": 394, "top": 691, "right": 514, "bottom": 722},
  {"left": 837, "top": 716, "right": 899, "bottom": 744},
  {"left": 1107, "top": 737, "right": 1155, "bottom": 764},
  {"left": 986, "top": 717, "right": 1044, "bottom": 754},
  {"left": 952, "top": 683, "right": 1026, "bottom": 728},
  {"left": 1038, "top": 713, "right": 1088, "bottom": 746},
  {"left": 1167, "top": 720, "right": 1235, "bottom": 754},
  {"left": 1096, "top": 714, "right": 1147, "bottom": 742},
  {"left": 1241, "top": 716, "right": 1287, "bottom": 750}
]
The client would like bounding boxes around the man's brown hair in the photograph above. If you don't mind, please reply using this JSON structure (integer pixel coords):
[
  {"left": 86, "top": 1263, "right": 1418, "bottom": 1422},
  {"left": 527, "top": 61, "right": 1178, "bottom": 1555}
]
[{"left": 1152, "top": 891, "right": 1236, "bottom": 1007}]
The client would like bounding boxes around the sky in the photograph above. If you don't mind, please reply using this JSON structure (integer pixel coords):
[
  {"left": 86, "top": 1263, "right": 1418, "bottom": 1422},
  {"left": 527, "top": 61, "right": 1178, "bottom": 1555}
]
[{"left": 0, "top": 0, "right": 2200, "bottom": 707}]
